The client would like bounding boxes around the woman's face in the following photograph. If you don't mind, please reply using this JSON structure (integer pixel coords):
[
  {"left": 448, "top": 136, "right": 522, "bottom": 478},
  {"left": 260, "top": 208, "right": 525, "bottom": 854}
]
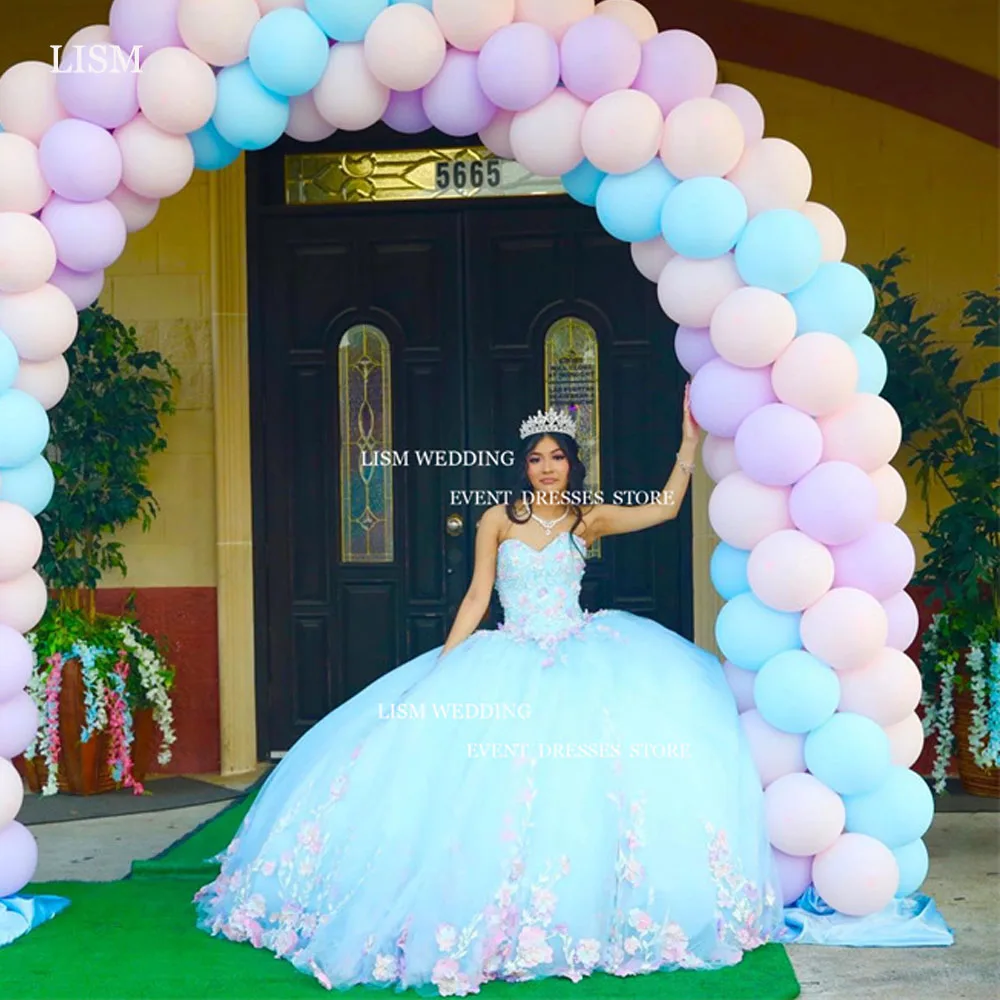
[{"left": 526, "top": 435, "right": 569, "bottom": 497}]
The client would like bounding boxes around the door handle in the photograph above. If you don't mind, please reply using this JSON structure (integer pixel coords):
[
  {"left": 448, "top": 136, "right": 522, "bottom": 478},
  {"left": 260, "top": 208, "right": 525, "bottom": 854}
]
[{"left": 445, "top": 513, "right": 464, "bottom": 537}]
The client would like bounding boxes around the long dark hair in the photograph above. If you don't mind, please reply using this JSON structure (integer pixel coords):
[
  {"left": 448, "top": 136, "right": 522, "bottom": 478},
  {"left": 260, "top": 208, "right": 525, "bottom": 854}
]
[{"left": 504, "top": 431, "right": 589, "bottom": 559}]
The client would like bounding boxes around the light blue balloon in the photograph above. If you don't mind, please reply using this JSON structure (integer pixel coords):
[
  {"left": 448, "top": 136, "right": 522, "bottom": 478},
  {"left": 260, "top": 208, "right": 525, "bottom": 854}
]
[
  {"left": 787, "top": 261, "right": 876, "bottom": 340},
  {"left": 390, "top": 0, "right": 433, "bottom": 7},
  {"left": 249, "top": 8, "right": 330, "bottom": 98},
  {"left": 595, "top": 160, "right": 678, "bottom": 243},
  {"left": 734, "top": 209, "right": 822, "bottom": 293},
  {"left": 710, "top": 542, "right": 750, "bottom": 600},
  {"left": 561, "top": 160, "right": 606, "bottom": 207},
  {"left": 189, "top": 121, "right": 242, "bottom": 171},
  {"left": 0, "top": 330, "right": 18, "bottom": 391},
  {"left": 660, "top": 177, "right": 747, "bottom": 259},
  {"left": 0, "top": 389, "right": 49, "bottom": 467},
  {"left": 0, "top": 454, "right": 55, "bottom": 516},
  {"left": 893, "top": 838, "right": 929, "bottom": 897},
  {"left": 754, "top": 650, "right": 841, "bottom": 734},
  {"left": 212, "top": 61, "right": 290, "bottom": 152},
  {"left": 714, "top": 592, "right": 802, "bottom": 671},
  {"left": 307, "top": 0, "right": 388, "bottom": 41},
  {"left": 804, "top": 712, "right": 892, "bottom": 796},
  {"left": 844, "top": 766, "right": 935, "bottom": 849},
  {"left": 851, "top": 333, "right": 888, "bottom": 394}
]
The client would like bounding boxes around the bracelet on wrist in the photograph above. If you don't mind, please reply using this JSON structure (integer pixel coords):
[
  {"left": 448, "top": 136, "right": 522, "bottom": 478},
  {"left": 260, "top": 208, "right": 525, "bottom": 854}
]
[{"left": 676, "top": 452, "right": 696, "bottom": 474}]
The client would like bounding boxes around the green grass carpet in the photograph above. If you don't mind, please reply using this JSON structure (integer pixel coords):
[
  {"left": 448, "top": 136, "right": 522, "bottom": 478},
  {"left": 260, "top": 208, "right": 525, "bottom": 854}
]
[{"left": 3, "top": 792, "right": 800, "bottom": 1000}]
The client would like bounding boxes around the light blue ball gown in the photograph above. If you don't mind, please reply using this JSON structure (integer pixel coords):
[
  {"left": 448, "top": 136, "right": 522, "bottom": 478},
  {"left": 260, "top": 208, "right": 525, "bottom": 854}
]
[{"left": 194, "top": 531, "right": 785, "bottom": 995}]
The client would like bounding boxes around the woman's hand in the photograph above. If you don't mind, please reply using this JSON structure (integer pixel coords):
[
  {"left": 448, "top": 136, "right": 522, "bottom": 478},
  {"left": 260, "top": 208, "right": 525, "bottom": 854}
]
[{"left": 681, "top": 381, "right": 701, "bottom": 449}]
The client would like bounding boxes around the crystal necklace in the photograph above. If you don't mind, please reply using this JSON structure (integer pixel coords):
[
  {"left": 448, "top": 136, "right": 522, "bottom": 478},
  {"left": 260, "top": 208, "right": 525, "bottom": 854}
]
[{"left": 531, "top": 510, "right": 568, "bottom": 536}]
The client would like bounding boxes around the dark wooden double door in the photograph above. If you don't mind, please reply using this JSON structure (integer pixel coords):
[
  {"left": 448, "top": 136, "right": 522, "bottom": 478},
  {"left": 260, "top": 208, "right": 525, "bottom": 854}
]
[{"left": 251, "top": 196, "right": 691, "bottom": 755}]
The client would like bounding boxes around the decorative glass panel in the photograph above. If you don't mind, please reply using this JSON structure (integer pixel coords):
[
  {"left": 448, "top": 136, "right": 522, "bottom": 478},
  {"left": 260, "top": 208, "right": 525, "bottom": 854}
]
[{"left": 339, "top": 324, "right": 393, "bottom": 563}]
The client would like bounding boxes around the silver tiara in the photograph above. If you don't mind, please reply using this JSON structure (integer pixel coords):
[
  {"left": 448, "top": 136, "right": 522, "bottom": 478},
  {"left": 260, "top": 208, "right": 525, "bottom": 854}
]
[{"left": 519, "top": 407, "right": 577, "bottom": 440}]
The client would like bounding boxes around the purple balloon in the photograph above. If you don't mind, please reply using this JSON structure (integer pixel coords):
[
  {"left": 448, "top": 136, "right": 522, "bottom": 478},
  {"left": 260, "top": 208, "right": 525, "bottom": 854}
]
[
  {"left": 634, "top": 30, "right": 718, "bottom": 115},
  {"left": 789, "top": 461, "right": 878, "bottom": 546},
  {"left": 0, "top": 691, "right": 39, "bottom": 759},
  {"left": 831, "top": 523, "right": 916, "bottom": 601},
  {"left": 883, "top": 590, "right": 919, "bottom": 652},
  {"left": 735, "top": 403, "right": 823, "bottom": 487},
  {"left": 0, "top": 625, "right": 32, "bottom": 703},
  {"left": 772, "top": 847, "right": 813, "bottom": 905},
  {"left": 477, "top": 22, "right": 559, "bottom": 112},
  {"left": 422, "top": 51, "right": 497, "bottom": 138},
  {"left": 382, "top": 90, "right": 432, "bottom": 135},
  {"left": 39, "top": 118, "right": 123, "bottom": 203},
  {"left": 0, "top": 821, "right": 38, "bottom": 898},
  {"left": 41, "top": 197, "right": 127, "bottom": 273},
  {"left": 689, "top": 358, "right": 777, "bottom": 438},
  {"left": 674, "top": 326, "right": 718, "bottom": 375},
  {"left": 55, "top": 43, "right": 140, "bottom": 129},
  {"left": 48, "top": 262, "right": 105, "bottom": 311},
  {"left": 559, "top": 15, "right": 641, "bottom": 103},
  {"left": 110, "top": 0, "right": 182, "bottom": 60}
]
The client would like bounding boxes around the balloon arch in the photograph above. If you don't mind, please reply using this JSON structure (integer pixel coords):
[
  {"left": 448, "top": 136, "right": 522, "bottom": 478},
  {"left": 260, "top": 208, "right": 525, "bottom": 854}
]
[{"left": 0, "top": 0, "right": 933, "bottom": 919}]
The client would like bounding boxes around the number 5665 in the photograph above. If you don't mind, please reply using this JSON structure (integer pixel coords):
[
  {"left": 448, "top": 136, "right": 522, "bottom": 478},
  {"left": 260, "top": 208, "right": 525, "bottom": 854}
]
[{"left": 436, "top": 159, "right": 502, "bottom": 190}]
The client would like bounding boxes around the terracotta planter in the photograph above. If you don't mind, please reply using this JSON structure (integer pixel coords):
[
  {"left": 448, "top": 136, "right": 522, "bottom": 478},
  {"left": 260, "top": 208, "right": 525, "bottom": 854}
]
[
  {"left": 953, "top": 689, "right": 1000, "bottom": 798},
  {"left": 14, "top": 656, "right": 157, "bottom": 796}
]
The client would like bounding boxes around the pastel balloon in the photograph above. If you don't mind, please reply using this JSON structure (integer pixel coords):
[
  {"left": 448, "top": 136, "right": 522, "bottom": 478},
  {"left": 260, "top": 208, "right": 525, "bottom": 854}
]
[
  {"left": 48, "top": 262, "right": 104, "bottom": 310},
  {"left": 477, "top": 23, "right": 559, "bottom": 112},
  {"left": 801, "top": 587, "right": 888, "bottom": 672},
  {"left": 39, "top": 119, "right": 123, "bottom": 203},
  {"left": 702, "top": 434, "right": 739, "bottom": 482},
  {"left": 138, "top": 46, "right": 218, "bottom": 133},
  {"left": 110, "top": 0, "right": 184, "bottom": 56},
  {"left": 789, "top": 461, "right": 878, "bottom": 546},
  {"left": 734, "top": 209, "right": 821, "bottom": 294},
  {"left": 0, "top": 821, "right": 37, "bottom": 898},
  {"left": 514, "top": 0, "right": 595, "bottom": 42},
  {"left": 433, "top": 0, "right": 515, "bottom": 52},
  {"left": 260, "top": 0, "right": 308, "bottom": 9},
  {"left": 188, "top": 122, "right": 242, "bottom": 171},
  {"left": 0, "top": 691, "right": 39, "bottom": 759},
  {"left": 709, "top": 286, "right": 796, "bottom": 369},
  {"left": 884, "top": 713, "right": 924, "bottom": 769},
  {"left": 594, "top": 0, "right": 657, "bottom": 41},
  {"left": 813, "top": 833, "right": 899, "bottom": 916},
  {"left": 364, "top": 4, "right": 446, "bottom": 92},
  {"left": 740, "top": 709, "right": 806, "bottom": 787},
  {"left": 754, "top": 650, "right": 840, "bottom": 733},
  {"left": 893, "top": 838, "right": 929, "bottom": 897},
  {"left": 287, "top": 93, "right": 337, "bottom": 141},
  {"left": 561, "top": 160, "right": 605, "bottom": 207},
  {"left": 560, "top": 14, "right": 641, "bottom": 102},
  {"left": 177, "top": 0, "right": 260, "bottom": 65},
  {"left": 0, "top": 455, "right": 56, "bottom": 516},
  {"left": 801, "top": 201, "right": 846, "bottom": 262},
  {"left": 0, "top": 332, "right": 16, "bottom": 390},
  {"left": 882, "top": 590, "right": 919, "bottom": 652},
  {"left": 0, "top": 568, "right": 48, "bottom": 632},
  {"left": 674, "top": 325, "right": 717, "bottom": 375},
  {"left": 212, "top": 62, "right": 290, "bottom": 150},
  {"left": 0, "top": 622, "right": 33, "bottom": 701},
  {"left": 772, "top": 332, "right": 858, "bottom": 417},
  {"left": 596, "top": 159, "right": 677, "bottom": 243},
  {"left": 14, "top": 355, "right": 71, "bottom": 410},
  {"left": 0, "top": 284, "right": 78, "bottom": 363},
  {"left": 772, "top": 848, "right": 812, "bottom": 905},
  {"left": 65, "top": 24, "right": 113, "bottom": 50},
  {"left": 736, "top": 405, "right": 822, "bottom": 488},
  {"left": 108, "top": 184, "right": 159, "bottom": 233},
  {"left": 723, "top": 659, "right": 756, "bottom": 712},
  {"left": 710, "top": 541, "right": 750, "bottom": 600},
  {"left": 805, "top": 711, "right": 892, "bottom": 796},
  {"left": 314, "top": 43, "right": 389, "bottom": 131},
  {"left": 838, "top": 648, "right": 922, "bottom": 728},
  {"left": 660, "top": 177, "right": 747, "bottom": 259},
  {"left": 633, "top": 29, "right": 717, "bottom": 115},
  {"left": 0, "top": 213, "right": 57, "bottom": 294},
  {"left": 711, "top": 83, "right": 764, "bottom": 143},
  {"left": 851, "top": 334, "right": 888, "bottom": 394},
  {"left": 0, "top": 500, "right": 42, "bottom": 581},
  {"left": 581, "top": 90, "right": 663, "bottom": 175},
  {"left": 727, "top": 137, "right": 812, "bottom": 217},
  {"left": 479, "top": 111, "right": 515, "bottom": 158},
  {"left": 870, "top": 464, "right": 907, "bottom": 523},
  {"left": 0, "top": 754, "right": 24, "bottom": 829},
  {"left": 308, "top": 0, "right": 388, "bottom": 40},
  {"left": 657, "top": 254, "right": 743, "bottom": 329},
  {"left": 689, "top": 358, "right": 776, "bottom": 438},
  {"left": 764, "top": 772, "right": 845, "bottom": 857},
  {"left": 0, "top": 134, "right": 51, "bottom": 214},
  {"left": 660, "top": 97, "right": 744, "bottom": 179},
  {"left": 709, "top": 472, "right": 792, "bottom": 551},
  {"left": 509, "top": 90, "right": 588, "bottom": 177},
  {"left": 714, "top": 590, "right": 801, "bottom": 672},
  {"left": 248, "top": 9, "right": 330, "bottom": 96},
  {"left": 41, "top": 196, "right": 128, "bottom": 273},
  {"left": 843, "top": 766, "right": 934, "bottom": 849},
  {"left": 787, "top": 261, "right": 875, "bottom": 340},
  {"left": 831, "top": 523, "right": 915, "bottom": 601},
  {"left": 116, "top": 115, "right": 195, "bottom": 197},
  {"left": 0, "top": 61, "right": 68, "bottom": 144},
  {"left": 0, "top": 388, "right": 49, "bottom": 466},
  {"left": 382, "top": 90, "right": 431, "bottom": 134},
  {"left": 819, "top": 395, "right": 902, "bottom": 471},
  {"left": 748, "top": 529, "right": 834, "bottom": 612},
  {"left": 630, "top": 237, "right": 675, "bottom": 283},
  {"left": 54, "top": 43, "right": 140, "bottom": 129},
  {"left": 422, "top": 50, "right": 497, "bottom": 137}
]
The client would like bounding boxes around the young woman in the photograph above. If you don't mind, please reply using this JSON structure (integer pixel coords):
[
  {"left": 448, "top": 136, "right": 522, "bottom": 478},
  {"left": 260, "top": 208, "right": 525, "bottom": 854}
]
[{"left": 194, "top": 387, "right": 784, "bottom": 995}]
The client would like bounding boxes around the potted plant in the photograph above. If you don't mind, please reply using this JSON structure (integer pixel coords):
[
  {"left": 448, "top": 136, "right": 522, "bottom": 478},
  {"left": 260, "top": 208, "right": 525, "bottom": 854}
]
[
  {"left": 14, "top": 305, "right": 180, "bottom": 796},
  {"left": 865, "top": 251, "right": 999, "bottom": 795}
]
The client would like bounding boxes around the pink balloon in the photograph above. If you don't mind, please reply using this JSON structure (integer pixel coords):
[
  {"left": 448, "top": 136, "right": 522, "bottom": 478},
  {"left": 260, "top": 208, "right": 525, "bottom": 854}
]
[
  {"left": 107, "top": 184, "right": 159, "bottom": 233},
  {"left": 801, "top": 587, "right": 888, "bottom": 671},
  {"left": 177, "top": 0, "right": 260, "bottom": 67},
  {"left": 765, "top": 772, "right": 845, "bottom": 856},
  {"left": 477, "top": 23, "right": 559, "bottom": 112},
  {"left": 812, "top": 832, "right": 899, "bottom": 916},
  {"left": 315, "top": 44, "right": 390, "bottom": 131},
  {"left": 702, "top": 434, "right": 739, "bottom": 482},
  {"left": 137, "top": 46, "right": 218, "bottom": 135},
  {"left": 422, "top": 50, "right": 497, "bottom": 137},
  {"left": 0, "top": 691, "right": 39, "bottom": 759},
  {"left": 41, "top": 196, "right": 128, "bottom": 273},
  {"left": 0, "top": 820, "right": 37, "bottom": 897},
  {"left": 838, "top": 647, "right": 922, "bottom": 727},
  {"left": 882, "top": 591, "right": 919, "bottom": 652},
  {"left": 0, "top": 569, "right": 48, "bottom": 632},
  {"left": 772, "top": 332, "right": 858, "bottom": 417},
  {"left": 0, "top": 501, "right": 43, "bottom": 581},
  {"left": 727, "top": 137, "right": 812, "bottom": 217},
  {"left": 480, "top": 111, "right": 515, "bottom": 158},
  {"left": 364, "top": 4, "right": 446, "bottom": 91},
  {"left": 38, "top": 118, "right": 124, "bottom": 203},
  {"left": 831, "top": 523, "right": 915, "bottom": 601},
  {"left": 110, "top": 0, "right": 184, "bottom": 57},
  {"left": 674, "top": 325, "right": 718, "bottom": 376},
  {"left": 382, "top": 90, "right": 431, "bottom": 135},
  {"left": 514, "top": 0, "right": 594, "bottom": 41},
  {"left": 115, "top": 114, "right": 195, "bottom": 200},
  {"left": 48, "top": 262, "right": 104, "bottom": 309},
  {"left": 723, "top": 659, "right": 756, "bottom": 712},
  {"left": 13, "top": 355, "right": 71, "bottom": 410},
  {"left": 634, "top": 29, "right": 717, "bottom": 115},
  {"left": 740, "top": 709, "right": 806, "bottom": 787},
  {"left": 710, "top": 286, "right": 796, "bottom": 368},
  {"left": 630, "top": 237, "right": 675, "bottom": 283},
  {"left": 54, "top": 42, "right": 140, "bottom": 129},
  {"left": 801, "top": 202, "right": 846, "bottom": 262},
  {"left": 0, "top": 623, "right": 33, "bottom": 702},
  {"left": 883, "top": 712, "right": 924, "bottom": 768},
  {"left": 870, "top": 464, "right": 907, "bottom": 523},
  {"left": 581, "top": 90, "right": 662, "bottom": 175},
  {"left": 748, "top": 529, "right": 834, "bottom": 612},
  {"left": 0, "top": 213, "right": 56, "bottom": 294},
  {"left": 258, "top": 0, "right": 305, "bottom": 10},
  {"left": 708, "top": 472, "right": 792, "bottom": 550},
  {"left": 735, "top": 404, "right": 823, "bottom": 487},
  {"left": 660, "top": 97, "right": 744, "bottom": 179},
  {"left": 434, "top": 0, "right": 515, "bottom": 52},
  {"left": 0, "top": 134, "right": 51, "bottom": 215},
  {"left": 595, "top": 0, "right": 657, "bottom": 41},
  {"left": 772, "top": 848, "right": 813, "bottom": 905},
  {"left": 0, "top": 283, "right": 79, "bottom": 363},
  {"left": 509, "top": 90, "right": 587, "bottom": 177},
  {"left": 65, "top": 25, "right": 112, "bottom": 50},
  {"left": 560, "top": 15, "right": 641, "bottom": 102},
  {"left": 711, "top": 83, "right": 764, "bottom": 143},
  {"left": 287, "top": 92, "right": 337, "bottom": 140},
  {"left": 689, "top": 358, "right": 776, "bottom": 438},
  {"left": 657, "top": 254, "right": 744, "bottom": 329},
  {"left": 789, "top": 461, "right": 879, "bottom": 546},
  {"left": 0, "top": 62, "right": 68, "bottom": 144}
]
